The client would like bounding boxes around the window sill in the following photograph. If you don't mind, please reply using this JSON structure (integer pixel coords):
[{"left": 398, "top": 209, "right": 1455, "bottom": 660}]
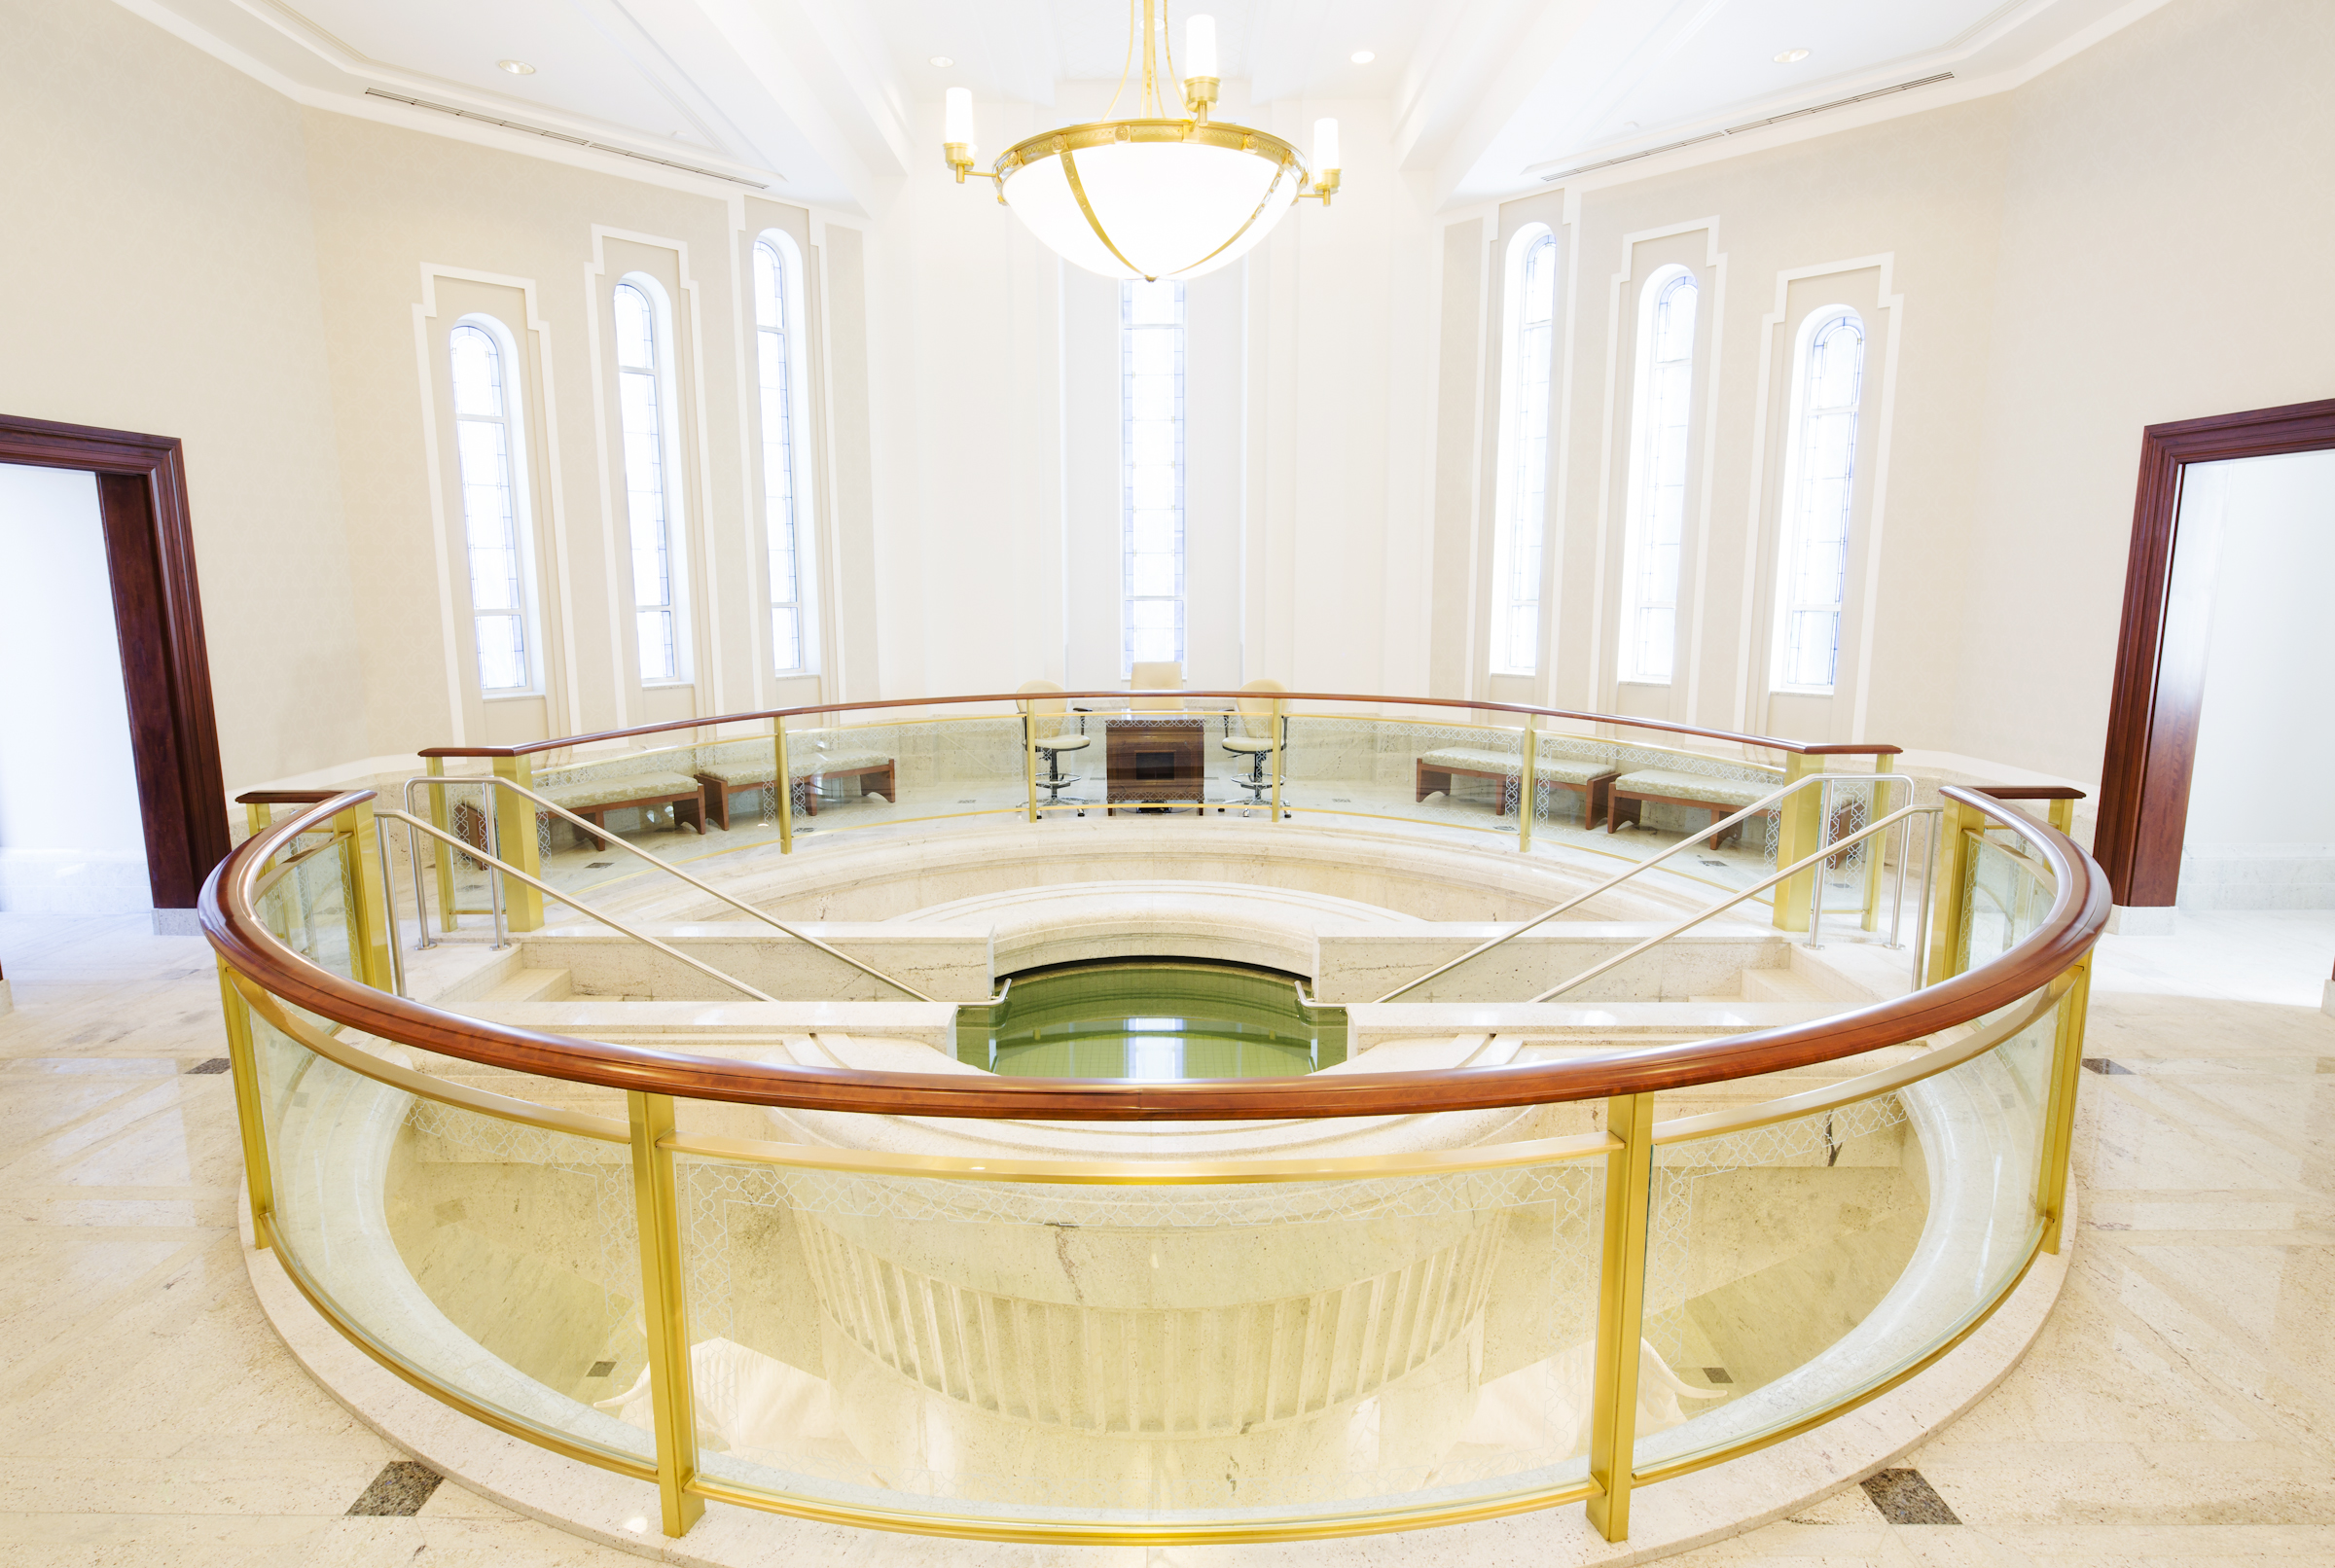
[
  {"left": 1770, "top": 686, "right": 1838, "bottom": 698},
  {"left": 641, "top": 680, "right": 696, "bottom": 690},
  {"left": 483, "top": 691, "right": 544, "bottom": 702}
]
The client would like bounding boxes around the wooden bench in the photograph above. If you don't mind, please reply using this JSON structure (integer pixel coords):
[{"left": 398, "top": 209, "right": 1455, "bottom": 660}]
[
  {"left": 1604, "top": 768, "right": 1778, "bottom": 848},
  {"left": 694, "top": 749, "right": 895, "bottom": 828},
  {"left": 537, "top": 771, "right": 706, "bottom": 849},
  {"left": 1415, "top": 747, "right": 1620, "bottom": 824}
]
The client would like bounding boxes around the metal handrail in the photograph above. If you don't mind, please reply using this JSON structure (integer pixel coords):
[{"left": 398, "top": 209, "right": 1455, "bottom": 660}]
[
  {"left": 379, "top": 808, "right": 779, "bottom": 1004},
  {"left": 1374, "top": 770, "right": 1914, "bottom": 1002},
  {"left": 403, "top": 773, "right": 937, "bottom": 1003},
  {"left": 1529, "top": 802, "right": 1937, "bottom": 1003}
]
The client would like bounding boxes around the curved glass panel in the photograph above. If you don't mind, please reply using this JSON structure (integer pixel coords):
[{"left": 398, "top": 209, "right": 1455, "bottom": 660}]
[
  {"left": 252, "top": 1017, "right": 653, "bottom": 1468},
  {"left": 672, "top": 1138, "right": 1603, "bottom": 1524},
  {"left": 1634, "top": 987, "right": 2058, "bottom": 1474}
]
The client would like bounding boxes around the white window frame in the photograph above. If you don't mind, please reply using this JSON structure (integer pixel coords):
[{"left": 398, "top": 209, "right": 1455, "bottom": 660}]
[
  {"left": 1121, "top": 278, "right": 1186, "bottom": 674},
  {"left": 1617, "top": 266, "right": 1700, "bottom": 686},
  {"left": 752, "top": 231, "right": 818, "bottom": 678},
  {"left": 447, "top": 314, "right": 540, "bottom": 695},
  {"left": 1490, "top": 224, "right": 1557, "bottom": 676},
  {"left": 613, "top": 273, "right": 690, "bottom": 685},
  {"left": 1769, "top": 305, "right": 1867, "bottom": 695}
]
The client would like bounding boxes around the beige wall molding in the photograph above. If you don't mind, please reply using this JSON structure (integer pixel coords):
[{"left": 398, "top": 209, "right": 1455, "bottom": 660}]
[
  {"left": 1729, "top": 255, "right": 1905, "bottom": 743},
  {"left": 1589, "top": 218, "right": 1727, "bottom": 723}
]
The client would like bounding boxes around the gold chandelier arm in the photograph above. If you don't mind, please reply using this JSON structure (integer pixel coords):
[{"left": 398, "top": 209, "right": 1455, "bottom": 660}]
[
  {"left": 1171, "top": 155, "right": 1294, "bottom": 277},
  {"left": 1060, "top": 144, "right": 1155, "bottom": 281},
  {"left": 1106, "top": 0, "right": 1135, "bottom": 118}
]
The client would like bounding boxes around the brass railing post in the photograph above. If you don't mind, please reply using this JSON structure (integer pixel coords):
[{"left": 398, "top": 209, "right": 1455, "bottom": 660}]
[
  {"left": 1586, "top": 1091, "right": 1657, "bottom": 1542},
  {"left": 1268, "top": 698, "right": 1285, "bottom": 822},
  {"left": 424, "top": 756, "right": 458, "bottom": 928},
  {"left": 217, "top": 962, "right": 275, "bottom": 1249},
  {"left": 627, "top": 1090, "right": 703, "bottom": 1537},
  {"left": 331, "top": 796, "right": 395, "bottom": 992},
  {"left": 1859, "top": 757, "right": 1895, "bottom": 933},
  {"left": 772, "top": 717, "right": 794, "bottom": 854},
  {"left": 1023, "top": 703, "right": 1040, "bottom": 823},
  {"left": 489, "top": 755, "right": 545, "bottom": 932},
  {"left": 2038, "top": 953, "right": 2093, "bottom": 1255},
  {"left": 1770, "top": 753, "right": 1826, "bottom": 932},
  {"left": 1925, "top": 796, "right": 1982, "bottom": 984},
  {"left": 1518, "top": 718, "right": 1538, "bottom": 854}
]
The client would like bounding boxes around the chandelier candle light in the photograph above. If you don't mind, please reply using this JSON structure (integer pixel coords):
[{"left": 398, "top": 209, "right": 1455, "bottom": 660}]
[{"left": 943, "top": 1, "right": 1340, "bottom": 281}]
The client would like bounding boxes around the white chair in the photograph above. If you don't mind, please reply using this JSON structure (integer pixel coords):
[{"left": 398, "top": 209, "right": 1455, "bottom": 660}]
[
  {"left": 1221, "top": 678, "right": 1286, "bottom": 808},
  {"left": 1016, "top": 680, "right": 1090, "bottom": 808},
  {"left": 1130, "top": 660, "right": 1184, "bottom": 712}
]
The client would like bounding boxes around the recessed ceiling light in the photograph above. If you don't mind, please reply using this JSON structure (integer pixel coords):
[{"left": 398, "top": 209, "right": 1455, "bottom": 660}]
[
  {"left": 1350, "top": 50, "right": 1375, "bottom": 64},
  {"left": 497, "top": 58, "right": 535, "bottom": 75},
  {"left": 1773, "top": 48, "right": 1811, "bottom": 64},
  {"left": 930, "top": 55, "right": 954, "bottom": 68}
]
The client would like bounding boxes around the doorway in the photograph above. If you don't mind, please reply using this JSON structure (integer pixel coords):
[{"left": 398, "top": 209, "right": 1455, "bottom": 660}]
[{"left": 0, "top": 415, "right": 230, "bottom": 934}]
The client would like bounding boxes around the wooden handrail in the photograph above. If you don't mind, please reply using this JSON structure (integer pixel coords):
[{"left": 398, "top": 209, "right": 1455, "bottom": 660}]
[
  {"left": 415, "top": 689, "right": 1902, "bottom": 762},
  {"left": 234, "top": 789, "right": 343, "bottom": 804},
  {"left": 200, "top": 788, "right": 2102, "bottom": 1122},
  {"left": 1975, "top": 785, "right": 2087, "bottom": 802}
]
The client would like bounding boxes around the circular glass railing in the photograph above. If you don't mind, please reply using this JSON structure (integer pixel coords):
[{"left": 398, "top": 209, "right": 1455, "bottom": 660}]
[{"left": 205, "top": 694, "right": 2103, "bottom": 1548}]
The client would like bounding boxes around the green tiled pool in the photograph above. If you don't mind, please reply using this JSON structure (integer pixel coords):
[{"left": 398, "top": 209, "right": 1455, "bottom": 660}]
[{"left": 955, "top": 960, "right": 1347, "bottom": 1080}]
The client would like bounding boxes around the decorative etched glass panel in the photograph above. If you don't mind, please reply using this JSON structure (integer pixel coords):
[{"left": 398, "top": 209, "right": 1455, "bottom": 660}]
[
  {"left": 1123, "top": 279, "right": 1185, "bottom": 671},
  {"left": 1621, "top": 271, "right": 1699, "bottom": 685},
  {"left": 1773, "top": 311, "right": 1866, "bottom": 693},
  {"left": 754, "top": 238, "right": 807, "bottom": 675},
  {"left": 1491, "top": 228, "right": 1557, "bottom": 674},
  {"left": 449, "top": 323, "right": 530, "bottom": 693}
]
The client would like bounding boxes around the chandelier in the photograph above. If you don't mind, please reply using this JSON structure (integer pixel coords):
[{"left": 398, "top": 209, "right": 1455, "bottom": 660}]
[{"left": 943, "top": 2, "right": 1340, "bottom": 282}]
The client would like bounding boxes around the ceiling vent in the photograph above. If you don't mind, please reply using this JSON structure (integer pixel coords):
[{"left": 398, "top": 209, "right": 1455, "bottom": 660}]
[
  {"left": 1539, "top": 72, "right": 1955, "bottom": 183},
  {"left": 362, "top": 89, "right": 772, "bottom": 189}
]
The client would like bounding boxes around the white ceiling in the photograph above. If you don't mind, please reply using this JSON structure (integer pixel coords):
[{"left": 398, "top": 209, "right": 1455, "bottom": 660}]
[{"left": 128, "top": 0, "right": 2167, "bottom": 212}]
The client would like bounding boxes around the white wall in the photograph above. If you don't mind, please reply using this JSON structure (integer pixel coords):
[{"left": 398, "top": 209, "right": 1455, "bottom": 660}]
[
  {"left": 2178, "top": 449, "right": 2335, "bottom": 909},
  {"left": 0, "top": 465, "right": 150, "bottom": 913}
]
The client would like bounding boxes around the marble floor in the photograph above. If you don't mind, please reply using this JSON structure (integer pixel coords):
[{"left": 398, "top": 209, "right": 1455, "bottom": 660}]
[{"left": 0, "top": 907, "right": 2330, "bottom": 1565}]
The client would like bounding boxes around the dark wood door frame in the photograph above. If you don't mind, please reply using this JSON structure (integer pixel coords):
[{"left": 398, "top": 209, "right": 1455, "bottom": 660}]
[
  {"left": 2094, "top": 397, "right": 2335, "bottom": 908},
  {"left": 0, "top": 414, "right": 230, "bottom": 909}
]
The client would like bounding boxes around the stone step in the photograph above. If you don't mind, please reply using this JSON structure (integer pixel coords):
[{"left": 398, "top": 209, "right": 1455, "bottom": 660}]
[{"left": 479, "top": 967, "right": 574, "bottom": 1005}]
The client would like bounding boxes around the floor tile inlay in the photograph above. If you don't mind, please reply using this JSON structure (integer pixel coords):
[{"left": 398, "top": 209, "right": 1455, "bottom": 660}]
[
  {"left": 347, "top": 1460, "right": 446, "bottom": 1516},
  {"left": 1859, "top": 1468, "right": 1959, "bottom": 1524}
]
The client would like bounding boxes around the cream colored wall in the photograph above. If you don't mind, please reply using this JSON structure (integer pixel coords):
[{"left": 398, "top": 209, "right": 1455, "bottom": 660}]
[
  {"left": 0, "top": 0, "right": 368, "bottom": 789},
  {"left": 1954, "top": 0, "right": 2335, "bottom": 784},
  {"left": 1435, "top": 0, "right": 2335, "bottom": 789},
  {"left": 10, "top": 0, "right": 2330, "bottom": 802},
  {"left": 296, "top": 114, "right": 850, "bottom": 758},
  {"left": 1438, "top": 96, "right": 2013, "bottom": 752}
]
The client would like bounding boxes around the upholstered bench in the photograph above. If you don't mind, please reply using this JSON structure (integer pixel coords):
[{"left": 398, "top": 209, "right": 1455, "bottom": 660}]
[
  {"left": 694, "top": 749, "right": 895, "bottom": 828},
  {"left": 1605, "top": 768, "right": 1777, "bottom": 847},
  {"left": 537, "top": 771, "right": 705, "bottom": 848},
  {"left": 1415, "top": 747, "right": 1620, "bottom": 824}
]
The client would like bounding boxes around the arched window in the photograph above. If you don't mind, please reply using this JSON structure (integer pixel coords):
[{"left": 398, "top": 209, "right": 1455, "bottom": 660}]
[
  {"left": 1772, "top": 309, "right": 1866, "bottom": 693},
  {"left": 614, "top": 278, "right": 684, "bottom": 683},
  {"left": 1490, "top": 225, "right": 1557, "bottom": 674},
  {"left": 448, "top": 319, "right": 533, "bottom": 693},
  {"left": 1122, "top": 278, "right": 1185, "bottom": 671},
  {"left": 753, "top": 233, "right": 814, "bottom": 675},
  {"left": 1619, "top": 267, "right": 1699, "bottom": 685}
]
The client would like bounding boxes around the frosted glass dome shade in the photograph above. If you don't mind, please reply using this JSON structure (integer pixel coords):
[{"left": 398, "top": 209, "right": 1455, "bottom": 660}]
[{"left": 998, "top": 125, "right": 1305, "bottom": 282}]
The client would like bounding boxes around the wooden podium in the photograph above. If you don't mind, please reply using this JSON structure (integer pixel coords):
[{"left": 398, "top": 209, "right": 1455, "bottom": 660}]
[{"left": 1104, "top": 716, "right": 1207, "bottom": 814}]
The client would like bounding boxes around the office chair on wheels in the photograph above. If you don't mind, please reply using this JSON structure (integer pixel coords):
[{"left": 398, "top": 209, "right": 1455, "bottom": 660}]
[
  {"left": 1221, "top": 678, "right": 1287, "bottom": 812},
  {"left": 1016, "top": 680, "right": 1090, "bottom": 810}
]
